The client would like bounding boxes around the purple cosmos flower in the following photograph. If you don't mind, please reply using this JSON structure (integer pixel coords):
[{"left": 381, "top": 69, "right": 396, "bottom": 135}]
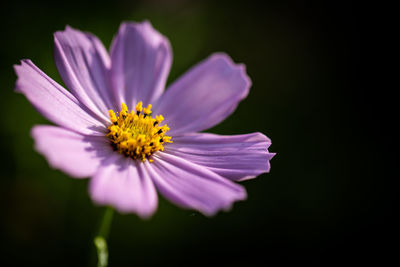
[{"left": 14, "top": 21, "right": 274, "bottom": 218}]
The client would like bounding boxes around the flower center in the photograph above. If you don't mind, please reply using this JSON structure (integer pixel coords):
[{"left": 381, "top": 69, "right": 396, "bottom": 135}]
[{"left": 106, "top": 102, "right": 172, "bottom": 162}]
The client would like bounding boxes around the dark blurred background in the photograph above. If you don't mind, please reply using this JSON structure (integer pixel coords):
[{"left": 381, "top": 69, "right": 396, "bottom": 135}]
[{"left": 0, "top": 0, "right": 391, "bottom": 266}]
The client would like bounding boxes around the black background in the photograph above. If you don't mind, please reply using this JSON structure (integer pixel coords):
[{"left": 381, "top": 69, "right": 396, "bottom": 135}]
[{"left": 0, "top": 0, "right": 393, "bottom": 266}]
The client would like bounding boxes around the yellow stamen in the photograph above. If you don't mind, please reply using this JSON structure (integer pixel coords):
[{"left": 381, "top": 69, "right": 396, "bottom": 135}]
[
  {"left": 106, "top": 102, "right": 172, "bottom": 162},
  {"left": 109, "top": 110, "right": 117, "bottom": 124},
  {"left": 143, "top": 104, "right": 152, "bottom": 115},
  {"left": 135, "top": 102, "right": 143, "bottom": 113},
  {"left": 120, "top": 103, "right": 128, "bottom": 118},
  {"left": 154, "top": 115, "right": 164, "bottom": 126}
]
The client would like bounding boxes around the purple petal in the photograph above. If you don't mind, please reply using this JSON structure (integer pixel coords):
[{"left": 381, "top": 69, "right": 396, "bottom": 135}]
[
  {"left": 89, "top": 154, "right": 158, "bottom": 218},
  {"left": 31, "top": 125, "right": 113, "bottom": 178},
  {"left": 147, "top": 152, "right": 247, "bottom": 216},
  {"left": 153, "top": 53, "right": 251, "bottom": 136},
  {"left": 54, "top": 26, "right": 116, "bottom": 121},
  {"left": 110, "top": 21, "right": 172, "bottom": 109},
  {"left": 165, "top": 132, "right": 275, "bottom": 181},
  {"left": 14, "top": 60, "right": 107, "bottom": 135}
]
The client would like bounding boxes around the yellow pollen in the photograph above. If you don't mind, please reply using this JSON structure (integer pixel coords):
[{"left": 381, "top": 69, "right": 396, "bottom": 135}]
[{"left": 106, "top": 102, "right": 172, "bottom": 162}]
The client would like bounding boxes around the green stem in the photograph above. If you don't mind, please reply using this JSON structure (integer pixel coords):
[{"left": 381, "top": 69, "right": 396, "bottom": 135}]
[{"left": 94, "top": 207, "right": 114, "bottom": 267}]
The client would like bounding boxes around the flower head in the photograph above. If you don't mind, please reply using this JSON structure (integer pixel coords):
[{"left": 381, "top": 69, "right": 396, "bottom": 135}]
[{"left": 14, "top": 21, "right": 275, "bottom": 218}]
